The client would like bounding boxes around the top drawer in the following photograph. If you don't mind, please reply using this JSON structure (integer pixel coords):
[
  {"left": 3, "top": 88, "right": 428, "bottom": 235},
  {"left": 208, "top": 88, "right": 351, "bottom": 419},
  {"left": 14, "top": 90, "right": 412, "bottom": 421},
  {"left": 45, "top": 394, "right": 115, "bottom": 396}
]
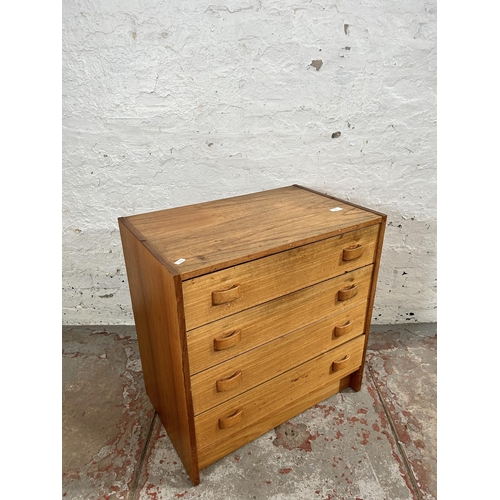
[{"left": 182, "top": 224, "right": 379, "bottom": 330}]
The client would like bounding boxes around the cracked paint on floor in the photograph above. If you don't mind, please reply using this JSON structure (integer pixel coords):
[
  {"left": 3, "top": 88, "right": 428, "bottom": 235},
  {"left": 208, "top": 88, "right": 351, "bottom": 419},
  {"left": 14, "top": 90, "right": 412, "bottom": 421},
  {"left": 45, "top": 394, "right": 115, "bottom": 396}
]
[{"left": 62, "top": 324, "right": 436, "bottom": 500}]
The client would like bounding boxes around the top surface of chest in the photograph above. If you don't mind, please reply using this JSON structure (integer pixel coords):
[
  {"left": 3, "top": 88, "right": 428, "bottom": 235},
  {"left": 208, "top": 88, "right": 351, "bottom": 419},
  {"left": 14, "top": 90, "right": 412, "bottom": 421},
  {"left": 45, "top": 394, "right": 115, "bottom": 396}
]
[{"left": 122, "top": 185, "right": 383, "bottom": 279}]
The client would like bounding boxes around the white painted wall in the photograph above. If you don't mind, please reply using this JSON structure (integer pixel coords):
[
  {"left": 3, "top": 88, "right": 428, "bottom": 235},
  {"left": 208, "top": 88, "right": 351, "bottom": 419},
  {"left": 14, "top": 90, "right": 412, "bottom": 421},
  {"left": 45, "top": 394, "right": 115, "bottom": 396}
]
[{"left": 62, "top": 0, "right": 436, "bottom": 325}]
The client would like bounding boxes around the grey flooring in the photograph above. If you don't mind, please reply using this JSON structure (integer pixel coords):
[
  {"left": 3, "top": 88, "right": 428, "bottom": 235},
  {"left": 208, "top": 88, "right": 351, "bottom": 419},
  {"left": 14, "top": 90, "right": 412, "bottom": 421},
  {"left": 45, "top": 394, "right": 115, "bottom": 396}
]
[{"left": 62, "top": 323, "right": 436, "bottom": 500}]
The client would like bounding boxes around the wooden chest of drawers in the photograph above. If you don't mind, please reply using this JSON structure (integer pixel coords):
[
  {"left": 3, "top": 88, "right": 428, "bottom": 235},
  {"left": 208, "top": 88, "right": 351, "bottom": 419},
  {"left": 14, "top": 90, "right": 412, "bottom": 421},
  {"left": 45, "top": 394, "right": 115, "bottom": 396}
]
[{"left": 118, "top": 185, "right": 386, "bottom": 485}]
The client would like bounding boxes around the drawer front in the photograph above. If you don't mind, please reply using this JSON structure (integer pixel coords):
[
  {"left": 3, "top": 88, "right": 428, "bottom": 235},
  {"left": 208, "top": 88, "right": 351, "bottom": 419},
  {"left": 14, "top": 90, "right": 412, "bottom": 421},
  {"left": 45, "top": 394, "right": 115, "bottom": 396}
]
[
  {"left": 191, "top": 302, "right": 367, "bottom": 415},
  {"left": 198, "top": 374, "right": 352, "bottom": 469},
  {"left": 187, "top": 265, "right": 374, "bottom": 375},
  {"left": 194, "top": 335, "right": 365, "bottom": 454},
  {"left": 182, "top": 225, "right": 379, "bottom": 330}
]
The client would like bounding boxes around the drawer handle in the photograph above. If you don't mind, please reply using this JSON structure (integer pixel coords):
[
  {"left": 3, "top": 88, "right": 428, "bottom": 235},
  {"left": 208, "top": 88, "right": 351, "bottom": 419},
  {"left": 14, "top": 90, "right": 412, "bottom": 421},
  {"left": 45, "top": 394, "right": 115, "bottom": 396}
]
[
  {"left": 334, "top": 320, "right": 354, "bottom": 337},
  {"left": 213, "top": 329, "right": 242, "bottom": 351},
  {"left": 219, "top": 409, "right": 243, "bottom": 429},
  {"left": 216, "top": 370, "right": 243, "bottom": 392},
  {"left": 332, "top": 354, "right": 351, "bottom": 372},
  {"left": 342, "top": 244, "right": 364, "bottom": 261},
  {"left": 212, "top": 285, "right": 241, "bottom": 305},
  {"left": 338, "top": 284, "right": 358, "bottom": 301}
]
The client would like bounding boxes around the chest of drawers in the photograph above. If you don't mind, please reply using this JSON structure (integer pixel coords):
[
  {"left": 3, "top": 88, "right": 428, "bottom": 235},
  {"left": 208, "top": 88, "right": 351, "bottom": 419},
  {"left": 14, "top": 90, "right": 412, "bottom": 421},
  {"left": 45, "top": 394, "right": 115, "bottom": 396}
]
[{"left": 118, "top": 185, "right": 386, "bottom": 485}]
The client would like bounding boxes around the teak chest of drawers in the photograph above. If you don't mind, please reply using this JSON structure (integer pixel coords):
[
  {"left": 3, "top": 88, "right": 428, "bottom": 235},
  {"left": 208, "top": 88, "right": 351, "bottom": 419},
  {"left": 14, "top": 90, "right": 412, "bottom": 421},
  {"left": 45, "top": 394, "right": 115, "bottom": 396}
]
[{"left": 118, "top": 185, "right": 386, "bottom": 485}]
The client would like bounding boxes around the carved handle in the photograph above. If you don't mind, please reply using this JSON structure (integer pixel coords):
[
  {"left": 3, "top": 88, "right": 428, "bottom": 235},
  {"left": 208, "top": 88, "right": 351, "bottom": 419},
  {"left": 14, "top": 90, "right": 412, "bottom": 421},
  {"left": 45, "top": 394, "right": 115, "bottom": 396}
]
[
  {"left": 338, "top": 284, "right": 358, "bottom": 301},
  {"left": 334, "top": 320, "right": 354, "bottom": 337},
  {"left": 214, "top": 329, "right": 242, "bottom": 351},
  {"left": 212, "top": 285, "right": 241, "bottom": 305},
  {"left": 219, "top": 409, "right": 243, "bottom": 429},
  {"left": 216, "top": 370, "right": 243, "bottom": 392},
  {"left": 342, "top": 244, "right": 364, "bottom": 261},
  {"left": 332, "top": 354, "right": 351, "bottom": 372}
]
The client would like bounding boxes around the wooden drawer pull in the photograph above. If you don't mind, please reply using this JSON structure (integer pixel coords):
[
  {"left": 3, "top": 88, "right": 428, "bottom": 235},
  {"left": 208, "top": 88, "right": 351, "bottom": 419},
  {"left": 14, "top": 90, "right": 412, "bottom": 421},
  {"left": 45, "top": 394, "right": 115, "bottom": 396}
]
[
  {"left": 332, "top": 354, "right": 351, "bottom": 372},
  {"left": 216, "top": 370, "right": 243, "bottom": 392},
  {"left": 213, "top": 329, "right": 242, "bottom": 351},
  {"left": 342, "top": 244, "right": 364, "bottom": 261},
  {"left": 212, "top": 284, "right": 241, "bottom": 305},
  {"left": 334, "top": 320, "right": 354, "bottom": 337},
  {"left": 218, "top": 409, "right": 243, "bottom": 429},
  {"left": 338, "top": 284, "right": 358, "bottom": 301}
]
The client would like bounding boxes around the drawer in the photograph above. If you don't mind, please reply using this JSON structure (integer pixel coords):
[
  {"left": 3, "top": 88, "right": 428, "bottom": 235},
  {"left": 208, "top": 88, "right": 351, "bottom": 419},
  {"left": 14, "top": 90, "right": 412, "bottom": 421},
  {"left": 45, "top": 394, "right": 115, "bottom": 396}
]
[
  {"left": 187, "top": 264, "right": 374, "bottom": 375},
  {"left": 182, "top": 225, "right": 379, "bottom": 330},
  {"left": 191, "top": 302, "right": 367, "bottom": 415},
  {"left": 194, "top": 335, "right": 365, "bottom": 462},
  {"left": 198, "top": 375, "right": 353, "bottom": 470}
]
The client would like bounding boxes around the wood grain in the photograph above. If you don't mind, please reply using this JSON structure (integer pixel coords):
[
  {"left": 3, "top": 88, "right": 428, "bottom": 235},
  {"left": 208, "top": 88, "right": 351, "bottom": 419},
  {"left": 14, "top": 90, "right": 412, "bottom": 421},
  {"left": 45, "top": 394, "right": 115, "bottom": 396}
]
[
  {"left": 125, "top": 186, "right": 382, "bottom": 279},
  {"left": 187, "top": 265, "right": 374, "bottom": 375},
  {"left": 213, "top": 329, "right": 242, "bottom": 351},
  {"left": 190, "top": 302, "right": 367, "bottom": 415},
  {"left": 182, "top": 225, "right": 378, "bottom": 330},
  {"left": 197, "top": 374, "right": 351, "bottom": 469},
  {"left": 118, "top": 218, "right": 200, "bottom": 485},
  {"left": 195, "top": 336, "right": 365, "bottom": 464},
  {"left": 291, "top": 186, "right": 388, "bottom": 393},
  {"left": 118, "top": 220, "right": 160, "bottom": 410},
  {"left": 118, "top": 185, "right": 386, "bottom": 484},
  {"left": 350, "top": 216, "right": 388, "bottom": 391}
]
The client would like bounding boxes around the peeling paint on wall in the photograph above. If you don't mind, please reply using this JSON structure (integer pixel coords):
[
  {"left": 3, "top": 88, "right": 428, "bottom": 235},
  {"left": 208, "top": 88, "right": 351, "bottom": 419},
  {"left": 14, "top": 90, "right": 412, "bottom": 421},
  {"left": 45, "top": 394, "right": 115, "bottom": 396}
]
[{"left": 310, "top": 59, "right": 323, "bottom": 71}]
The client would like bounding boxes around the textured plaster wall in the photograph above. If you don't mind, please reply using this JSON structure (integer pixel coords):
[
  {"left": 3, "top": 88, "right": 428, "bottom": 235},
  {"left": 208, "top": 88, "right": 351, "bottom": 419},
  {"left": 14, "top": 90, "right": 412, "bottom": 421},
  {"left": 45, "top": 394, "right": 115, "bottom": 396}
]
[{"left": 62, "top": 0, "right": 437, "bottom": 325}]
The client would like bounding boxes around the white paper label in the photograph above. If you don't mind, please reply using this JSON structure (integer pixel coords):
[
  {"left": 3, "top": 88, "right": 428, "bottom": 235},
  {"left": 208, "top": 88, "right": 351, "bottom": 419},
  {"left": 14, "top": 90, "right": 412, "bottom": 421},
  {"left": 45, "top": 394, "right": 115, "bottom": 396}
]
[{"left": 174, "top": 258, "right": 186, "bottom": 265}]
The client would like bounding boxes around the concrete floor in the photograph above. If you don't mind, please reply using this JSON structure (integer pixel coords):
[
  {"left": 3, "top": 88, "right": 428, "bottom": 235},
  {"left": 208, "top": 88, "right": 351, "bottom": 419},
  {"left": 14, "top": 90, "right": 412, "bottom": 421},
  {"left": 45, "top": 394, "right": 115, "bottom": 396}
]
[{"left": 62, "top": 323, "right": 436, "bottom": 500}]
